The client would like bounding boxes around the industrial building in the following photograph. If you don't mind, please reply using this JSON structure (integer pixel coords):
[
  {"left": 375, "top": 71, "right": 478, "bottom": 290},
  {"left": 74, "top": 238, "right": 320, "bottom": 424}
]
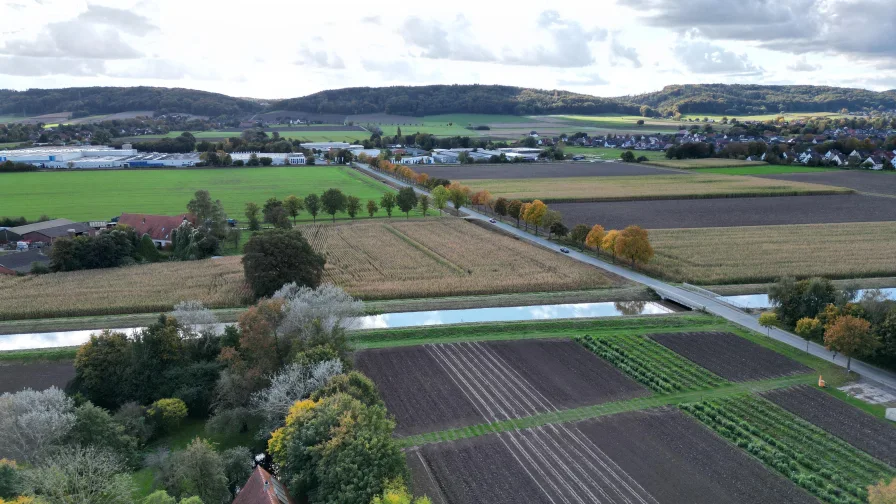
[
  {"left": 0, "top": 145, "right": 201, "bottom": 169},
  {"left": 229, "top": 152, "right": 306, "bottom": 165},
  {"left": 299, "top": 142, "right": 361, "bottom": 150}
]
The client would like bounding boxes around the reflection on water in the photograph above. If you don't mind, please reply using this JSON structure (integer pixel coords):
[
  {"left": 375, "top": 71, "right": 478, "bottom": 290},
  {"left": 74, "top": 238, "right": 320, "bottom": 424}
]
[
  {"left": 1, "top": 301, "right": 675, "bottom": 351},
  {"left": 722, "top": 288, "right": 896, "bottom": 309}
]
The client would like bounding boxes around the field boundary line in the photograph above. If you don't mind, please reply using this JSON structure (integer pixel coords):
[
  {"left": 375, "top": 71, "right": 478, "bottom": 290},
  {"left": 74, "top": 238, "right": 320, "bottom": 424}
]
[
  {"left": 381, "top": 223, "right": 468, "bottom": 275},
  {"left": 397, "top": 373, "right": 814, "bottom": 448}
]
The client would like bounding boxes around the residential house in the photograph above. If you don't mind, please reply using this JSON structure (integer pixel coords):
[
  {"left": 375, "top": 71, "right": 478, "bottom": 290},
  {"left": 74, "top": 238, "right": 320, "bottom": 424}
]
[
  {"left": 864, "top": 155, "right": 885, "bottom": 170},
  {"left": 0, "top": 249, "right": 51, "bottom": 275},
  {"left": 20, "top": 222, "right": 95, "bottom": 245},
  {"left": 232, "top": 466, "right": 295, "bottom": 504},
  {"left": 118, "top": 213, "right": 197, "bottom": 247}
]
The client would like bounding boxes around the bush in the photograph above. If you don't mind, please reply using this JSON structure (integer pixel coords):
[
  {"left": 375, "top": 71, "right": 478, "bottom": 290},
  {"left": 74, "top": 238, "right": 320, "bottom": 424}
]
[
  {"left": 69, "top": 402, "right": 140, "bottom": 468},
  {"left": 0, "top": 460, "right": 22, "bottom": 499},
  {"left": 147, "top": 398, "right": 188, "bottom": 434},
  {"left": 160, "top": 438, "right": 229, "bottom": 504},
  {"left": 29, "top": 262, "right": 49, "bottom": 275},
  {"left": 242, "top": 229, "right": 325, "bottom": 299},
  {"left": 25, "top": 446, "right": 134, "bottom": 504},
  {"left": 114, "top": 402, "right": 153, "bottom": 444}
]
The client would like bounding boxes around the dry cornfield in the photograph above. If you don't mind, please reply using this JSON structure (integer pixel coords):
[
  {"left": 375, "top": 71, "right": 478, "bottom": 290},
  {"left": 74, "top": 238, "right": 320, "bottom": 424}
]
[
  {"left": 642, "top": 221, "right": 896, "bottom": 284},
  {"left": 301, "top": 219, "right": 616, "bottom": 299},
  {"left": 0, "top": 256, "right": 250, "bottom": 320},
  {"left": 460, "top": 174, "right": 850, "bottom": 202}
]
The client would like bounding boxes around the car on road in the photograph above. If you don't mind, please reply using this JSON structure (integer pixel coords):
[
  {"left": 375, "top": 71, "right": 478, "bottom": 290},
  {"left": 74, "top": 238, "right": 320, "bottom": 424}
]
[
  {"left": 488, "top": 218, "right": 496, "bottom": 223},
  {"left": 560, "top": 247, "right": 570, "bottom": 253}
]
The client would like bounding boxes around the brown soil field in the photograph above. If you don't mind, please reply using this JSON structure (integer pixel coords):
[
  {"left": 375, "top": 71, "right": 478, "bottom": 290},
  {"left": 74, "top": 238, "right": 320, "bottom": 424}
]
[
  {"left": 302, "top": 219, "right": 617, "bottom": 300},
  {"left": 219, "top": 125, "right": 365, "bottom": 132},
  {"left": 551, "top": 193, "right": 896, "bottom": 229},
  {"left": 355, "top": 339, "right": 648, "bottom": 436},
  {"left": 408, "top": 408, "right": 815, "bottom": 504},
  {"left": 461, "top": 174, "right": 848, "bottom": 203},
  {"left": 645, "top": 222, "right": 896, "bottom": 284},
  {"left": 0, "top": 361, "right": 75, "bottom": 394},
  {"left": 420, "top": 162, "right": 679, "bottom": 180},
  {"left": 763, "top": 385, "right": 896, "bottom": 466},
  {"left": 645, "top": 158, "right": 766, "bottom": 169},
  {"left": 649, "top": 332, "right": 810, "bottom": 382},
  {"left": 758, "top": 170, "right": 896, "bottom": 196},
  {"left": 0, "top": 256, "right": 250, "bottom": 320}
]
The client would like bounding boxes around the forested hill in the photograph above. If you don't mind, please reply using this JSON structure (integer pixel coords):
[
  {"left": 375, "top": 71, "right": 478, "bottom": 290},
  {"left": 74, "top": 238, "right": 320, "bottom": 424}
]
[
  {"left": 272, "top": 84, "right": 639, "bottom": 116},
  {"left": 626, "top": 84, "right": 896, "bottom": 116},
  {"left": 0, "top": 87, "right": 262, "bottom": 118}
]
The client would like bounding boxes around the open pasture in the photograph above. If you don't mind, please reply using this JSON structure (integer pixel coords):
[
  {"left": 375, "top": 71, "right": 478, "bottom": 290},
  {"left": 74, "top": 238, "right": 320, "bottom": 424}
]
[
  {"left": 763, "top": 385, "right": 896, "bottom": 467},
  {"left": 645, "top": 221, "right": 896, "bottom": 284},
  {"left": 460, "top": 173, "right": 848, "bottom": 202},
  {"left": 649, "top": 332, "right": 810, "bottom": 382},
  {"left": 408, "top": 408, "right": 816, "bottom": 504},
  {"left": 560, "top": 147, "right": 668, "bottom": 161},
  {"left": 302, "top": 219, "right": 616, "bottom": 299},
  {"left": 758, "top": 169, "right": 896, "bottom": 196},
  {"left": 552, "top": 114, "right": 684, "bottom": 132},
  {"left": 0, "top": 166, "right": 409, "bottom": 221},
  {"left": 419, "top": 161, "right": 678, "bottom": 181},
  {"left": 644, "top": 158, "right": 767, "bottom": 169},
  {"left": 0, "top": 256, "right": 248, "bottom": 321},
  {"left": 355, "top": 338, "right": 648, "bottom": 435},
  {"left": 551, "top": 193, "right": 894, "bottom": 230}
]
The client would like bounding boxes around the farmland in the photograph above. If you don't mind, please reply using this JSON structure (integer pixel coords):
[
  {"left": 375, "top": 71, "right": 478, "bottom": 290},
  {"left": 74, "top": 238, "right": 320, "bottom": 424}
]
[
  {"left": 123, "top": 129, "right": 369, "bottom": 142},
  {"left": 644, "top": 221, "right": 896, "bottom": 284},
  {"left": 550, "top": 194, "right": 896, "bottom": 229},
  {"left": 763, "top": 385, "right": 896, "bottom": 466},
  {"left": 302, "top": 219, "right": 617, "bottom": 299},
  {"left": 560, "top": 146, "right": 668, "bottom": 161},
  {"left": 0, "top": 166, "right": 418, "bottom": 221},
  {"left": 419, "top": 162, "right": 678, "bottom": 181},
  {"left": 356, "top": 339, "right": 647, "bottom": 435},
  {"left": 758, "top": 169, "right": 896, "bottom": 196},
  {"left": 649, "top": 332, "right": 811, "bottom": 381},
  {"left": 644, "top": 158, "right": 767, "bottom": 169},
  {"left": 459, "top": 173, "right": 849, "bottom": 202},
  {"left": 695, "top": 165, "right": 837, "bottom": 175},
  {"left": 552, "top": 114, "right": 684, "bottom": 132},
  {"left": 0, "top": 256, "right": 248, "bottom": 320},
  {"left": 0, "top": 361, "right": 75, "bottom": 394}
]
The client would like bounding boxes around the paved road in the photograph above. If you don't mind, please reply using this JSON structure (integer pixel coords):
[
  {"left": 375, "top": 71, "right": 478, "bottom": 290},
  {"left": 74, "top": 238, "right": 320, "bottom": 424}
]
[{"left": 355, "top": 163, "right": 896, "bottom": 391}]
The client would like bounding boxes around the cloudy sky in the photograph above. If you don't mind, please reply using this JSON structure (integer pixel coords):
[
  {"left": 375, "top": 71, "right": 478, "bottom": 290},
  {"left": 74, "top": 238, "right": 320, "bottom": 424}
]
[{"left": 1, "top": 0, "right": 894, "bottom": 100}]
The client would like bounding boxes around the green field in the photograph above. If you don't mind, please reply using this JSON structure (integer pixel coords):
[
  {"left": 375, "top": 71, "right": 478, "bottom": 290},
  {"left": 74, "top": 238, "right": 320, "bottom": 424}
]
[
  {"left": 562, "top": 146, "right": 667, "bottom": 161},
  {"left": 694, "top": 165, "right": 838, "bottom": 175},
  {"left": 554, "top": 114, "right": 684, "bottom": 132},
  {"left": 124, "top": 130, "right": 369, "bottom": 142},
  {"left": 679, "top": 112, "right": 851, "bottom": 122},
  {"left": 0, "top": 166, "right": 421, "bottom": 221}
]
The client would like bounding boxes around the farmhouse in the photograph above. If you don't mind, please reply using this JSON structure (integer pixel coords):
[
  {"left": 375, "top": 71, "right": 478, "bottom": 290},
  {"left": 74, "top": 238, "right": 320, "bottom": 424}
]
[
  {"left": 20, "top": 222, "right": 95, "bottom": 245},
  {"left": 3, "top": 219, "right": 76, "bottom": 243},
  {"left": 0, "top": 249, "right": 50, "bottom": 275},
  {"left": 233, "top": 466, "right": 295, "bottom": 504},
  {"left": 118, "top": 213, "right": 197, "bottom": 247}
]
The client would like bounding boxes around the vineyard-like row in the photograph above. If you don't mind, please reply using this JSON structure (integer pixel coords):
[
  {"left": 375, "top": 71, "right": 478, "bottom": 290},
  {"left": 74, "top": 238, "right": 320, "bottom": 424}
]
[
  {"left": 575, "top": 334, "right": 725, "bottom": 392},
  {"left": 681, "top": 395, "right": 894, "bottom": 504}
]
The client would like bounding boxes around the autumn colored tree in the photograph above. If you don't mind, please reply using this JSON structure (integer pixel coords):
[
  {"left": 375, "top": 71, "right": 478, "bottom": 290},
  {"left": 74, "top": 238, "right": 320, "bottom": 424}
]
[
  {"left": 519, "top": 202, "right": 531, "bottom": 231},
  {"left": 284, "top": 195, "right": 304, "bottom": 224},
  {"left": 795, "top": 317, "right": 823, "bottom": 351},
  {"left": 758, "top": 311, "right": 778, "bottom": 336},
  {"left": 507, "top": 200, "right": 523, "bottom": 227},
  {"left": 447, "top": 182, "right": 471, "bottom": 211},
  {"left": 869, "top": 478, "right": 896, "bottom": 504},
  {"left": 602, "top": 230, "right": 620, "bottom": 262},
  {"left": 824, "top": 314, "right": 875, "bottom": 373},
  {"left": 415, "top": 172, "right": 429, "bottom": 187},
  {"left": 493, "top": 197, "right": 508, "bottom": 218},
  {"left": 431, "top": 186, "right": 449, "bottom": 215},
  {"left": 584, "top": 224, "right": 605, "bottom": 252},
  {"left": 366, "top": 199, "right": 378, "bottom": 218},
  {"left": 569, "top": 224, "right": 589, "bottom": 250},
  {"left": 471, "top": 190, "right": 492, "bottom": 212},
  {"left": 614, "top": 225, "right": 654, "bottom": 268}
]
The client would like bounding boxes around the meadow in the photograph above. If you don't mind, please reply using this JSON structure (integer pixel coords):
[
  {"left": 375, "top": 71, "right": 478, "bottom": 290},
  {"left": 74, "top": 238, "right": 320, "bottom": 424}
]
[
  {"left": 553, "top": 114, "right": 684, "bottom": 132},
  {"left": 460, "top": 173, "right": 850, "bottom": 202},
  {"left": 0, "top": 166, "right": 421, "bottom": 221},
  {"left": 644, "top": 158, "right": 766, "bottom": 169},
  {"left": 678, "top": 111, "right": 851, "bottom": 122},
  {"left": 0, "top": 256, "right": 249, "bottom": 320},
  {"left": 301, "top": 218, "right": 617, "bottom": 299},
  {"left": 644, "top": 221, "right": 896, "bottom": 284},
  {"left": 561, "top": 146, "right": 667, "bottom": 161}
]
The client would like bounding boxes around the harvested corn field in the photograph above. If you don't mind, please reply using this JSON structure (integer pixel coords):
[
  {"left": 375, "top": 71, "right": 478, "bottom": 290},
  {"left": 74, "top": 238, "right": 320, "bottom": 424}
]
[
  {"left": 0, "top": 257, "right": 250, "bottom": 320},
  {"left": 302, "top": 219, "right": 617, "bottom": 299}
]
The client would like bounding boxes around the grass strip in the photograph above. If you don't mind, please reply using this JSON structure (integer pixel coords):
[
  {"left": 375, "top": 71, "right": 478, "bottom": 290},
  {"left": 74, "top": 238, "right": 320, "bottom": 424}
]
[
  {"left": 0, "top": 346, "right": 79, "bottom": 362},
  {"left": 397, "top": 373, "right": 813, "bottom": 448}
]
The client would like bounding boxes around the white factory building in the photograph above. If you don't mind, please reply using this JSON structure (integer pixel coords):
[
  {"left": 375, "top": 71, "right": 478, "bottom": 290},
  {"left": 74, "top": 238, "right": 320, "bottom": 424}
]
[
  {"left": 1, "top": 145, "right": 309, "bottom": 169},
  {"left": 299, "top": 142, "right": 362, "bottom": 150},
  {"left": 229, "top": 152, "right": 306, "bottom": 165}
]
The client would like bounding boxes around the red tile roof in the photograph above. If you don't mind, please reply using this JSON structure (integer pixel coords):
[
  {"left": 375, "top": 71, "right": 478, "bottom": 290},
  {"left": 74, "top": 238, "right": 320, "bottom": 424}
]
[
  {"left": 118, "top": 213, "right": 196, "bottom": 241},
  {"left": 233, "top": 466, "right": 295, "bottom": 504}
]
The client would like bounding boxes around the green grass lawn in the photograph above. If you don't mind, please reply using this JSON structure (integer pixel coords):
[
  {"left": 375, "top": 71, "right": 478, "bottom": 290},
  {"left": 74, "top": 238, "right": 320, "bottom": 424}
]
[
  {"left": 553, "top": 114, "right": 683, "bottom": 132},
  {"left": 694, "top": 165, "right": 839, "bottom": 175},
  {"left": 562, "top": 146, "right": 667, "bottom": 161},
  {"left": 0, "top": 166, "right": 422, "bottom": 221}
]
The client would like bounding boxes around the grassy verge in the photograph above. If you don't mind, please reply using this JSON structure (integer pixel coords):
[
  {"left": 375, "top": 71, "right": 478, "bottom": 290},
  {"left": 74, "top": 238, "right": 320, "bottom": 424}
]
[
  {"left": 0, "top": 346, "right": 79, "bottom": 362},
  {"left": 702, "top": 277, "right": 896, "bottom": 296}
]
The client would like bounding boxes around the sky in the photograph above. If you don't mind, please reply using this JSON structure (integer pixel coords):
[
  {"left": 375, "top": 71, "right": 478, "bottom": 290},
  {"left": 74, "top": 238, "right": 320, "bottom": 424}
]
[{"left": 1, "top": 0, "right": 895, "bottom": 100}]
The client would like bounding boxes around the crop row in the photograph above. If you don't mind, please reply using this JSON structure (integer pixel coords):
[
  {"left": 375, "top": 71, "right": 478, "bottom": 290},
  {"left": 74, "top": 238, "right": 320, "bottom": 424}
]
[
  {"left": 681, "top": 395, "right": 894, "bottom": 504},
  {"left": 575, "top": 333, "right": 725, "bottom": 393}
]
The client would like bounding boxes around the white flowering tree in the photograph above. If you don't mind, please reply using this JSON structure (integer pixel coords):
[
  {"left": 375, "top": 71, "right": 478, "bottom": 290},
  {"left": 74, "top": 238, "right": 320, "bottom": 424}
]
[
  {"left": 26, "top": 445, "right": 134, "bottom": 503},
  {"left": 273, "top": 283, "right": 364, "bottom": 340},
  {"left": 0, "top": 387, "right": 75, "bottom": 463},
  {"left": 249, "top": 360, "right": 343, "bottom": 434},
  {"left": 170, "top": 300, "right": 220, "bottom": 334}
]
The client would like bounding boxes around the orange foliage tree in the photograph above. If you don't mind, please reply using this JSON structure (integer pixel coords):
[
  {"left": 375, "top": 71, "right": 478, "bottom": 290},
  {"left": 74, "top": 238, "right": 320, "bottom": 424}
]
[
  {"left": 602, "top": 230, "right": 620, "bottom": 262},
  {"left": 614, "top": 225, "right": 654, "bottom": 269},
  {"left": 584, "top": 224, "right": 605, "bottom": 252},
  {"left": 524, "top": 200, "right": 547, "bottom": 235},
  {"left": 824, "top": 314, "right": 876, "bottom": 373}
]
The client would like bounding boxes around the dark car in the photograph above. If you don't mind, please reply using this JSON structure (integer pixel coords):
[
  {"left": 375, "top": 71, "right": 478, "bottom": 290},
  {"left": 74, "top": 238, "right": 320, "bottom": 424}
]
[
  {"left": 488, "top": 218, "right": 496, "bottom": 223},
  {"left": 560, "top": 247, "right": 570, "bottom": 253}
]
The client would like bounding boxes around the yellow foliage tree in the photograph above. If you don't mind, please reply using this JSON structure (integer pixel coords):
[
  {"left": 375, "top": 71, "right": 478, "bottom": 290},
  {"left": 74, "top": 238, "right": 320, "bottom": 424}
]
[
  {"left": 869, "top": 477, "right": 896, "bottom": 504},
  {"left": 601, "top": 230, "right": 620, "bottom": 262},
  {"left": 370, "top": 478, "right": 432, "bottom": 504},
  {"left": 614, "top": 225, "right": 654, "bottom": 269},
  {"left": 519, "top": 203, "right": 532, "bottom": 231},
  {"left": 0, "top": 497, "right": 35, "bottom": 504},
  {"left": 524, "top": 200, "right": 547, "bottom": 236},
  {"left": 795, "top": 317, "right": 822, "bottom": 352},
  {"left": 268, "top": 399, "right": 318, "bottom": 460},
  {"left": 584, "top": 225, "right": 605, "bottom": 251}
]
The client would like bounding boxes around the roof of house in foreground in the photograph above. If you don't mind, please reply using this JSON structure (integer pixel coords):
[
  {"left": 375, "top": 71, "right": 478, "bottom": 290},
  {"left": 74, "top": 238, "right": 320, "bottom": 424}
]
[
  {"left": 233, "top": 466, "right": 295, "bottom": 504},
  {"left": 118, "top": 213, "right": 196, "bottom": 241},
  {"left": 0, "top": 249, "right": 50, "bottom": 272}
]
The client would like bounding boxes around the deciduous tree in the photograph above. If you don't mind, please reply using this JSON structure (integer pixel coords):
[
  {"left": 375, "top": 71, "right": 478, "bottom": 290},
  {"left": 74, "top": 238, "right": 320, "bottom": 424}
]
[
  {"left": 519, "top": 202, "right": 531, "bottom": 231},
  {"left": 321, "top": 188, "right": 348, "bottom": 222},
  {"left": 380, "top": 193, "right": 397, "bottom": 218},
  {"left": 161, "top": 438, "right": 229, "bottom": 504},
  {"left": 523, "top": 200, "right": 547, "bottom": 235},
  {"left": 26, "top": 446, "right": 134, "bottom": 504},
  {"left": 431, "top": 186, "right": 449, "bottom": 214},
  {"left": 795, "top": 317, "right": 822, "bottom": 351},
  {"left": 758, "top": 311, "right": 778, "bottom": 336},
  {"left": 824, "top": 315, "right": 875, "bottom": 373},
  {"left": 346, "top": 195, "right": 361, "bottom": 219},
  {"left": 284, "top": 195, "right": 304, "bottom": 224},
  {"left": 242, "top": 230, "right": 325, "bottom": 299},
  {"left": 493, "top": 197, "right": 508, "bottom": 218},
  {"left": 614, "top": 225, "right": 653, "bottom": 268},
  {"left": 186, "top": 190, "right": 227, "bottom": 238},
  {"left": 0, "top": 387, "right": 75, "bottom": 464},
  {"left": 366, "top": 199, "right": 379, "bottom": 218},
  {"left": 448, "top": 182, "right": 471, "bottom": 211},
  {"left": 541, "top": 210, "right": 562, "bottom": 238},
  {"left": 303, "top": 193, "right": 321, "bottom": 223},
  {"left": 396, "top": 187, "right": 418, "bottom": 218},
  {"left": 569, "top": 224, "right": 589, "bottom": 250},
  {"left": 244, "top": 202, "right": 261, "bottom": 231},
  {"left": 584, "top": 224, "right": 605, "bottom": 251},
  {"left": 417, "top": 194, "right": 430, "bottom": 217},
  {"left": 602, "top": 230, "right": 620, "bottom": 262}
]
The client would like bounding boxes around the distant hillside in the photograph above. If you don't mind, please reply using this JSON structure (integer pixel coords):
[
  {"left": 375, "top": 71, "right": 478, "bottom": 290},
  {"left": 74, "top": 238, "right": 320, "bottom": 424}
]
[
  {"left": 626, "top": 84, "right": 896, "bottom": 115},
  {"left": 272, "top": 84, "right": 639, "bottom": 116},
  {"left": 0, "top": 86, "right": 262, "bottom": 119}
]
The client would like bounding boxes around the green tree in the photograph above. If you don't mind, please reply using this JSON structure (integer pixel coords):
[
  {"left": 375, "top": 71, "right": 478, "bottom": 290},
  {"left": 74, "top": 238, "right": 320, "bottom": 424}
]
[
  {"left": 304, "top": 193, "right": 321, "bottom": 223},
  {"left": 366, "top": 199, "right": 379, "bottom": 218},
  {"left": 147, "top": 398, "right": 188, "bottom": 435},
  {"left": 162, "top": 438, "right": 229, "bottom": 504},
  {"left": 417, "top": 194, "right": 430, "bottom": 217},
  {"left": 244, "top": 202, "right": 261, "bottom": 231},
  {"left": 284, "top": 195, "right": 304, "bottom": 224},
  {"left": 493, "top": 197, "right": 508, "bottom": 218},
  {"left": 321, "top": 188, "right": 348, "bottom": 222},
  {"left": 507, "top": 200, "right": 523, "bottom": 227},
  {"left": 380, "top": 193, "right": 397, "bottom": 218},
  {"left": 310, "top": 372, "right": 381, "bottom": 408},
  {"left": 620, "top": 150, "right": 636, "bottom": 162},
  {"left": 430, "top": 186, "right": 449, "bottom": 215},
  {"left": 371, "top": 479, "right": 432, "bottom": 504},
  {"left": 448, "top": 183, "right": 469, "bottom": 211},
  {"left": 137, "top": 234, "right": 161, "bottom": 262},
  {"left": 75, "top": 330, "right": 132, "bottom": 408},
  {"left": 242, "top": 229, "right": 325, "bottom": 298},
  {"left": 0, "top": 460, "right": 22, "bottom": 500},
  {"left": 569, "top": 224, "right": 589, "bottom": 250},
  {"left": 346, "top": 195, "right": 361, "bottom": 219},
  {"left": 260, "top": 157, "right": 273, "bottom": 166},
  {"left": 26, "top": 446, "right": 134, "bottom": 504},
  {"left": 263, "top": 197, "right": 291, "bottom": 229},
  {"left": 396, "top": 187, "right": 418, "bottom": 218},
  {"left": 186, "top": 190, "right": 227, "bottom": 238},
  {"left": 550, "top": 221, "right": 568, "bottom": 239},
  {"left": 69, "top": 402, "right": 140, "bottom": 468},
  {"left": 758, "top": 311, "right": 778, "bottom": 336}
]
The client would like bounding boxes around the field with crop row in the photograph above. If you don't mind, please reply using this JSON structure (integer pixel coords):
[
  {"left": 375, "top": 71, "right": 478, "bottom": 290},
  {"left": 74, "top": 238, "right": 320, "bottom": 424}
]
[
  {"left": 0, "top": 257, "right": 249, "bottom": 320},
  {"left": 576, "top": 333, "right": 725, "bottom": 392},
  {"left": 645, "top": 221, "right": 896, "bottom": 284},
  {"left": 460, "top": 173, "right": 850, "bottom": 202},
  {"left": 0, "top": 166, "right": 417, "bottom": 221},
  {"left": 682, "top": 395, "right": 894, "bottom": 504},
  {"left": 695, "top": 165, "right": 837, "bottom": 175},
  {"left": 758, "top": 169, "right": 896, "bottom": 196},
  {"left": 419, "top": 162, "right": 677, "bottom": 181},
  {"left": 301, "top": 219, "right": 616, "bottom": 299},
  {"left": 644, "top": 158, "right": 768, "bottom": 169}
]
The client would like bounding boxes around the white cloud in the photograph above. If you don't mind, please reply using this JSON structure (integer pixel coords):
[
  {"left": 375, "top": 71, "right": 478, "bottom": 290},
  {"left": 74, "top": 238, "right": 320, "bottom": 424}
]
[
  {"left": 674, "top": 37, "right": 764, "bottom": 76},
  {"left": 786, "top": 56, "right": 820, "bottom": 72}
]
